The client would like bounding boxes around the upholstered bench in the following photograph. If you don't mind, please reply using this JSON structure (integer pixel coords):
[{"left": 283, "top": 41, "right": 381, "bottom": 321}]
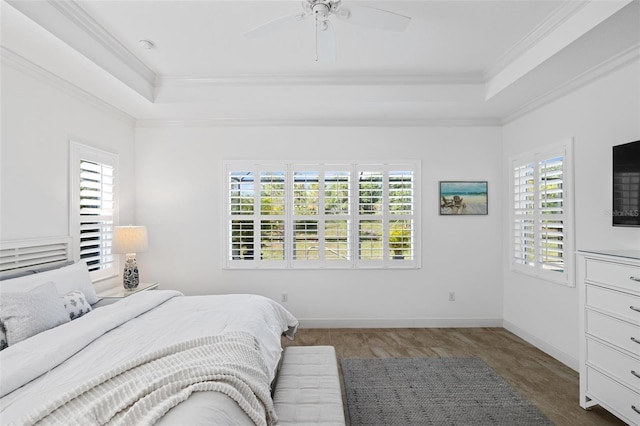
[{"left": 273, "top": 345, "right": 346, "bottom": 425}]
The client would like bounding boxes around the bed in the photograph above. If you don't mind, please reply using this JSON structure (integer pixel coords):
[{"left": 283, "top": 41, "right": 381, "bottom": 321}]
[{"left": 0, "top": 238, "right": 299, "bottom": 426}]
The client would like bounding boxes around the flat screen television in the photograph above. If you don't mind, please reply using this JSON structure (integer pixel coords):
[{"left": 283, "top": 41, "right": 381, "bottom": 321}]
[{"left": 612, "top": 140, "right": 640, "bottom": 227}]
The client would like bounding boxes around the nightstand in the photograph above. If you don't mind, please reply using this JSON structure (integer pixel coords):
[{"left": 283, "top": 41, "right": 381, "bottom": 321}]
[{"left": 96, "top": 282, "right": 159, "bottom": 305}]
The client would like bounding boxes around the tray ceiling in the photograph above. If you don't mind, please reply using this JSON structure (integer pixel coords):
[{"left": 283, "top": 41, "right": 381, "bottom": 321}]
[{"left": 2, "top": 0, "right": 639, "bottom": 125}]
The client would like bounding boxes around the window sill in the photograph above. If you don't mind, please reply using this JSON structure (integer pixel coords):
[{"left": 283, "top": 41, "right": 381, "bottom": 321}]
[{"left": 509, "top": 266, "right": 574, "bottom": 287}]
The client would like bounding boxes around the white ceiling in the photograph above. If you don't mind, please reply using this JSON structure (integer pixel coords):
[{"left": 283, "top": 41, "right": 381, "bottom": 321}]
[
  {"left": 2, "top": 0, "right": 639, "bottom": 125},
  {"left": 79, "top": 1, "right": 561, "bottom": 75}
]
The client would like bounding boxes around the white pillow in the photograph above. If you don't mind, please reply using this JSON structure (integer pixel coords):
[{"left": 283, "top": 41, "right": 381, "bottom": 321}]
[
  {"left": 62, "top": 290, "right": 92, "bottom": 320},
  {"left": 0, "top": 323, "right": 7, "bottom": 351},
  {"left": 0, "top": 261, "right": 98, "bottom": 304},
  {"left": 0, "top": 282, "right": 70, "bottom": 346}
]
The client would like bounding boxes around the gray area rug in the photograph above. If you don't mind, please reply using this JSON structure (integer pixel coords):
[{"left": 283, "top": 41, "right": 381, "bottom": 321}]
[{"left": 341, "top": 357, "right": 553, "bottom": 426}]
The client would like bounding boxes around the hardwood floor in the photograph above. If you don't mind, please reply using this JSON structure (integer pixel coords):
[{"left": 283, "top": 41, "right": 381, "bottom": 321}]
[{"left": 282, "top": 327, "right": 626, "bottom": 426}]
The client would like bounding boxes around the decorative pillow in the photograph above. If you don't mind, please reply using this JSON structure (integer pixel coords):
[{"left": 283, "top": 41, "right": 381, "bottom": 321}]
[
  {"left": 0, "top": 261, "right": 98, "bottom": 305},
  {"left": 0, "top": 322, "right": 7, "bottom": 351},
  {"left": 0, "top": 282, "right": 70, "bottom": 346},
  {"left": 62, "top": 290, "right": 92, "bottom": 320}
]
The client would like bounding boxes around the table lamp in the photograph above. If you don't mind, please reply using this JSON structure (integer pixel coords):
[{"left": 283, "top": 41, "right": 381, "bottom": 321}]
[{"left": 113, "top": 225, "right": 148, "bottom": 290}]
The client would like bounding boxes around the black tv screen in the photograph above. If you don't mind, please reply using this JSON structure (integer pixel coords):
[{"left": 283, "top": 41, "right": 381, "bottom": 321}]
[{"left": 612, "top": 140, "right": 640, "bottom": 227}]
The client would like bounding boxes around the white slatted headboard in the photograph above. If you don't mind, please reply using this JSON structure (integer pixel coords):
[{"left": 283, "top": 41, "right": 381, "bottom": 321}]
[{"left": 0, "top": 237, "right": 72, "bottom": 279}]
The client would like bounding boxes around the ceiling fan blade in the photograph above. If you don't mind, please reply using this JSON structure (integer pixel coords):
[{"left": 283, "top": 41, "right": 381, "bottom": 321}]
[
  {"left": 338, "top": 5, "right": 411, "bottom": 32},
  {"left": 245, "top": 13, "right": 309, "bottom": 38},
  {"left": 316, "top": 20, "right": 336, "bottom": 62}
]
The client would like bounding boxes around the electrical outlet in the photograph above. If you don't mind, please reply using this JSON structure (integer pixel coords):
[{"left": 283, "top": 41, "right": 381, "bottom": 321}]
[
  {"left": 281, "top": 292, "right": 288, "bottom": 303},
  {"left": 449, "top": 292, "right": 455, "bottom": 302}
]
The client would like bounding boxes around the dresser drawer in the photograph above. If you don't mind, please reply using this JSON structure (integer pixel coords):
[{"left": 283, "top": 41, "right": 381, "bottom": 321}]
[
  {"left": 586, "top": 367, "right": 640, "bottom": 426},
  {"left": 586, "top": 310, "right": 640, "bottom": 356},
  {"left": 587, "top": 338, "right": 640, "bottom": 392},
  {"left": 585, "top": 258, "right": 640, "bottom": 293},
  {"left": 586, "top": 284, "right": 640, "bottom": 324}
]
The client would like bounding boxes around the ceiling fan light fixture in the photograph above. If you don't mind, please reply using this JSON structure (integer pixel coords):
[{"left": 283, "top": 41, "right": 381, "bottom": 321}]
[
  {"left": 317, "top": 20, "right": 329, "bottom": 31},
  {"left": 303, "top": 0, "right": 338, "bottom": 13},
  {"left": 312, "top": 3, "right": 330, "bottom": 19},
  {"left": 247, "top": 0, "right": 411, "bottom": 61}
]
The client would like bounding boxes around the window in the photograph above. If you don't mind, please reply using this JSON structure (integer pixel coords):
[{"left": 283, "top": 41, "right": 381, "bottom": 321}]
[
  {"left": 224, "top": 162, "right": 419, "bottom": 269},
  {"left": 510, "top": 139, "right": 574, "bottom": 286},
  {"left": 70, "top": 142, "right": 118, "bottom": 281}
]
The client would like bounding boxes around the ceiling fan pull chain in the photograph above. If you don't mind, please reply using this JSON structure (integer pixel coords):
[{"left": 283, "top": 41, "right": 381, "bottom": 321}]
[{"left": 315, "top": 13, "right": 319, "bottom": 62}]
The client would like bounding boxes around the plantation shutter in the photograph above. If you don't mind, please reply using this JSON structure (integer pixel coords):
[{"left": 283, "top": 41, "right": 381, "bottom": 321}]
[
  {"left": 388, "top": 170, "right": 415, "bottom": 261},
  {"left": 259, "top": 169, "right": 286, "bottom": 264},
  {"left": 226, "top": 165, "right": 287, "bottom": 268},
  {"left": 228, "top": 171, "right": 255, "bottom": 262},
  {"left": 357, "top": 168, "right": 384, "bottom": 262},
  {"left": 511, "top": 140, "right": 573, "bottom": 286},
  {"left": 71, "top": 142, "right": 118, "bottom": 281},
  {"left": 513, "top": 162, "right": 535, "bottom": 267},
  {"left": 538, "top": 157, "right": 565, "bottom": 272},
  {"left": 224, "top": 162, "right": 419, "bottom": 269},
  {"left": 79, "top": 160, "right": 115, "bottom": 272},
  {"left": 323, "top": 169, "right": 351, "bottom": 263},
  {"left": 291, "top": 167, "right": 352, "bottom": 267}
]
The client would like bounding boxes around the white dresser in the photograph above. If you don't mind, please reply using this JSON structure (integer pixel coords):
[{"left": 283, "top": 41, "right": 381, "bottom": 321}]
[{"left": 578, "top": 250, "right": 640, "bottom": 425}]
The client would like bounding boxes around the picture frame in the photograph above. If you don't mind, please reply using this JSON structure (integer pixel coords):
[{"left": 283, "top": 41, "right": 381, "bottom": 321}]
[{"left": 439, "top": 181, "right": 488, "bottom": 215}]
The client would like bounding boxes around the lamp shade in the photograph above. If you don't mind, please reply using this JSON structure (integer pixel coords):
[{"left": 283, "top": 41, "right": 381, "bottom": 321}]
[{"left": 113, "top": 226, "right": 148, "bottom": 254}]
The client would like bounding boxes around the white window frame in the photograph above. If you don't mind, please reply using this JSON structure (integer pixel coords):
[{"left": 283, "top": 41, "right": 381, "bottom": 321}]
[
  {"left": 70, "top": 141, "right": 119, "bottom": 282},
  {"left": 509, "top": 139, "right": 574, "bottom": 286},
  {"left": 223, "top": 161, "right": 420, "bottom": 269}
]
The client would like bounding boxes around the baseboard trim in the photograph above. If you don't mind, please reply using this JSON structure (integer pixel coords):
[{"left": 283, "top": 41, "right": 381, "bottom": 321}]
[
  {"left": 297, "top": 317, "right": 503, "bottom": 329},
  {"left": 503, "top": 320, "right": 578, "bottom": 371}
]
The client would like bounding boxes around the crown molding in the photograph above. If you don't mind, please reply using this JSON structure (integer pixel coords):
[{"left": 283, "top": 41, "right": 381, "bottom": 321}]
[
  {"left": 502, "top": 43, "right": 640, "bottom": 125},
  {"left": 156, "top": 72, "right": 484, "bottom": 88},
  {"left": 484, "top": 1, "right": 588, "bottom": 81},
  {"left": 1, "top": 47, "right": 136, "bottom": 126},
  {"left": 136, "top": 117, "right": 501, "bottom": 128},
  {"left": 484, "top": 0, "right": 633, "bottom": 100},
  {"left": 46, "top": 0, "right": 156, "bottom": 85},
  {"left": 5, "top": 39, "right": 634, "bottom": 130},
  {"left": 6, "top": 0, "right": 156, "bottom": 101}
]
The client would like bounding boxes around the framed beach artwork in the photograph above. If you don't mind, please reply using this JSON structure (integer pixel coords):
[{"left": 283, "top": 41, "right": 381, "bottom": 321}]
[{"left": 439, "top": 181, "right": 488, "bottom": 215}]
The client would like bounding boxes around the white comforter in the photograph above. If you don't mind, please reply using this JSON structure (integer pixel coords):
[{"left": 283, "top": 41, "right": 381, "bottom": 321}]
[{"left": 0, "top": 291, "right": 299, "bottom": 425}]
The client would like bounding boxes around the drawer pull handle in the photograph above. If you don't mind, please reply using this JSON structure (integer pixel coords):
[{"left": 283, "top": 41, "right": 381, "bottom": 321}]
[
  {"left": 632, "top": 337, "right": 640, "bottom": 345},
  {"left": 633, "top": 405, "right": 640, "bottom": 415},
  {"left": 632, "top": 370, "right": 640, "bottom": 379},
  {"left": 632, "top": 306, "right": 640, "bottom": 313},
  {"left": 631, "top": 276, "right": 640, "bottom": 282}
]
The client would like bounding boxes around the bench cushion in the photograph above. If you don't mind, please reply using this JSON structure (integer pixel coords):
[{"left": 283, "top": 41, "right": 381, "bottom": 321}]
[{"left": 274, "top": 345, "right": 345, "bottom": 425}]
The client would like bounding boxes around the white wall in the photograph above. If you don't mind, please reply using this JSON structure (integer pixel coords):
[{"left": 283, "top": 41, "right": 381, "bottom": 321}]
[
  {"left": 0, "top": 61, "right": 136, "bottom": 279},
  {"left": 135, "top": 125, "right": 504, "bottom": 327},
  {"left": 3, "top": 45, "right": 637, "bottom": 371},
  {"left": 502, "top": 60, "right": 640, "bottom": 369}
]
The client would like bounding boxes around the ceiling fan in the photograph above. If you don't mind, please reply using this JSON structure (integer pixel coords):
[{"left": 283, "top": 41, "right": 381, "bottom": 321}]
[{"left": 245, "top": 0, "right": 411, "bottom": 61}]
